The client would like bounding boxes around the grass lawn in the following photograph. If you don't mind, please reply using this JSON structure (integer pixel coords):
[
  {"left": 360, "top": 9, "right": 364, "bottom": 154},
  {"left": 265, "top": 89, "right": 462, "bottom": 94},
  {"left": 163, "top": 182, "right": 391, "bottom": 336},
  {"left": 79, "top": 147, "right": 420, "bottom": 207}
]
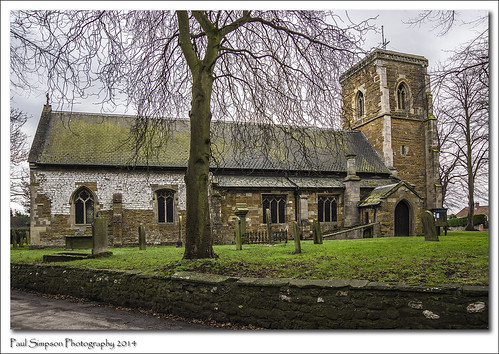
[{"left": 11, "top": 231, "right": 488, "bottom": 286}]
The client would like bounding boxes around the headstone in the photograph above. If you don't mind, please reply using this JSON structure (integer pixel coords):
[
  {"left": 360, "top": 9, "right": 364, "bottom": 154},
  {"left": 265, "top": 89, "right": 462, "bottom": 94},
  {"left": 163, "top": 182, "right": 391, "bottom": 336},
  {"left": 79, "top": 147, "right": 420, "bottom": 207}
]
[
  {"left": 138, "top": 223, "right": 146, "bottom": 250},
  {"left": 422, "top": 210, "right": 439, "bottom": 241},
  {"left": 313, "top": 220, "right": 323, "bottom": 244},
  {"left": 293, "top": 221, "right": 301, "bottom": 254},
  {"left": 235, "top": 216, "right": 242, "bottom": 250},
  {"left": 112, "top": 193, "right": 123, "bottom": 246},
  {"left": 92, "top": 212, "right": 109, "bottom": 254},
  {"left": 176, "top": 215, "right": 183, "bottom": 247},
  {"left": 265, "top": 208, "right": 272, "bottom": 244}
]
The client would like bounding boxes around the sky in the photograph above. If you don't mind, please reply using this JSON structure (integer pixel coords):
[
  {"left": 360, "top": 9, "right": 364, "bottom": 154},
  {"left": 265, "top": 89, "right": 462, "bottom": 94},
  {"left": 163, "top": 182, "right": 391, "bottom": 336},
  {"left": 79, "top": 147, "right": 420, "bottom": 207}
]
[
  {"left": 1, "top": 2, "right": 498, "bottom": 353},
  {"left": 4, "top": 3, "right": 492, "bottom": 213}
]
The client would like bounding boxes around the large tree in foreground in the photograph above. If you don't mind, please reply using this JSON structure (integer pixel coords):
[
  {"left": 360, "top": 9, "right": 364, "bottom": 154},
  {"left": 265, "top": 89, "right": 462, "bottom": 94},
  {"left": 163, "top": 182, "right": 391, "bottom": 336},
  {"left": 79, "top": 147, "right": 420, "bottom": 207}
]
[{"left": 11, "top": 10, "right": 373, "bottom": 258}]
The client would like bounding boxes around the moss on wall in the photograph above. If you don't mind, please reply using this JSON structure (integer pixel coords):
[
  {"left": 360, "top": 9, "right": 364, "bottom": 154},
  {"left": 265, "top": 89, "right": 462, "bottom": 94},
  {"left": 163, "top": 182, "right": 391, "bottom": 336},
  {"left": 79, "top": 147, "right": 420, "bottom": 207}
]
[{"left": 11, "top": 264, "right": 488, "bottom": 329}]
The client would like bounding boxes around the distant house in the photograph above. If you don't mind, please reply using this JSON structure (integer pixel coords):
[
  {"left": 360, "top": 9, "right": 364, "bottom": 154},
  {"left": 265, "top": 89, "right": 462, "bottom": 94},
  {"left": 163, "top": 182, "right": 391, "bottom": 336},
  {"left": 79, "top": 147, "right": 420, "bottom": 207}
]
[
  {"left": 456, "top": 203, "right": 489, "bottom": 218},
  {"left": 28, "top": 49, "right": 443, "bottom": 247}
]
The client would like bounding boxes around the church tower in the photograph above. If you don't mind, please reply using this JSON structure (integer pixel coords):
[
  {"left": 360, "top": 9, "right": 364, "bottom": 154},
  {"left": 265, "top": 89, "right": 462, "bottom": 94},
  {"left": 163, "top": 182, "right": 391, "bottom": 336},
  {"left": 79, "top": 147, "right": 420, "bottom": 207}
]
[{"left": 340, "top": 49, "right": 442, "bottom": 210}]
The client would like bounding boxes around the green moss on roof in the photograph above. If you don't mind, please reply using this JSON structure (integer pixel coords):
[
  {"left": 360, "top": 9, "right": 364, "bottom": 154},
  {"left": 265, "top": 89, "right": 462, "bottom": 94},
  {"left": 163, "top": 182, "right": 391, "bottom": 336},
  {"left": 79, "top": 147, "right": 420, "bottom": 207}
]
[
  {"left": 30, "top": 110, "right": 391, "bottom": 175},
  {"left": 39, "top": 113, "right": 190, "bottom": 167},
  {"left": 359, "top": 181, "right": 424, "bottom": 207},
  {"left": 358, "top": 183, "right": 398, "bottom": 207}
]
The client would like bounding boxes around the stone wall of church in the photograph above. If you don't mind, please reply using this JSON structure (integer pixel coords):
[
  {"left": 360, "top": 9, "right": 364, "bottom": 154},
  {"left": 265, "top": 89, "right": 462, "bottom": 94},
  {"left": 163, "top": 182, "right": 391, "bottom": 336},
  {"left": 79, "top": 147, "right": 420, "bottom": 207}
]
[
  {"left": 375, "top": 186, "right": 424, "bottom": 237},
  {"left": 391, "top": 118, "right": 426, "bottom": 195},
  {"left": 29, "top": 167, "right": 186, "bottom": 246},
  {"left": 30, "top": 166, "right": 352, "bottom": 247},
  {"left": 211, "top": 188, "right": 345, "bottom": 244},
  {"left": 340, "top": 52, "right": 432, "bottom": 205}
]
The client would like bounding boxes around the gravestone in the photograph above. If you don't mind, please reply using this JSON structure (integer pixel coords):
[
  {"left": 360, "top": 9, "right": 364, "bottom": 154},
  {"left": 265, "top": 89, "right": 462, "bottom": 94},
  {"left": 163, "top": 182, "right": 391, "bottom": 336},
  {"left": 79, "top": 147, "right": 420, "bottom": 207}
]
[
  {"left": 422, "top": 210, "right": 439, "bottom": 241},
  {"left": 176, "top": 215, "right": 183, "bottom": 247},
  {"left": 293, "top": 221, "right": 301, "bottom": 254},
  {"left": 265, "top": 209, "right": 272, "bottom": 243},
  {"left": 235, "top": 216, "right": 242, "bottom": 250},
  {"left": 92, "top": 212, "right": 109, "bottom": 254},
  {"left": 138, "top": 223, "right": 146, "bottom": 250},
  {"left": 112, "top": 193, "right": 123, "bottom": 246},
  {"left": 313, "top": 220, "right": 323, "bottom": 244}
]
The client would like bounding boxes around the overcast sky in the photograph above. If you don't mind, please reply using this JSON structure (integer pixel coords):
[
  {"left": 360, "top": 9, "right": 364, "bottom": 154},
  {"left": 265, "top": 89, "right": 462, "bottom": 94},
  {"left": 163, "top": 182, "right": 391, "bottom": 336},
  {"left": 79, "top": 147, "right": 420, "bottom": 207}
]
[
  {"left": 1, "top": 2, "right": 498, "bottom": 353},
  {"left": 3, "top": 4, "right": 492, "bottom": 140},
  {"left": 4, "top": 3, "right": 493, "bottom": 208}
]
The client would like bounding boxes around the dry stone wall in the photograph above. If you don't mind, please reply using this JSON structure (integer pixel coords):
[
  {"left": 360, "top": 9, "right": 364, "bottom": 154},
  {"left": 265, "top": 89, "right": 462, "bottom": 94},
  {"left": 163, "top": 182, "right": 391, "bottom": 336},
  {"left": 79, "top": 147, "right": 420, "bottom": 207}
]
[{"left": 11, "top": 264, "right": 488, "bottom": 329}]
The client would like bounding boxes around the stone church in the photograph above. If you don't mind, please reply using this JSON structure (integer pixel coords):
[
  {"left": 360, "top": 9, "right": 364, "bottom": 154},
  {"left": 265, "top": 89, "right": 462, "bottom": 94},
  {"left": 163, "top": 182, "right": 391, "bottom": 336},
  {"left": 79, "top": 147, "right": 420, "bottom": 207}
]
[{"left": 28, "top": 49, "right": 442, "bottom": 247}]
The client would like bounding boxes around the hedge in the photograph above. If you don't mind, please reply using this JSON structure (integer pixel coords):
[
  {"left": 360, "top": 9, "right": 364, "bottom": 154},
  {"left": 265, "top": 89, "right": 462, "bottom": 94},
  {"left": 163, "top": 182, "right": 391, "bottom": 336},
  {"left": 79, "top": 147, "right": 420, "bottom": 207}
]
[{"left": 447, "top": 214, "right": 487, "bottom": 227}]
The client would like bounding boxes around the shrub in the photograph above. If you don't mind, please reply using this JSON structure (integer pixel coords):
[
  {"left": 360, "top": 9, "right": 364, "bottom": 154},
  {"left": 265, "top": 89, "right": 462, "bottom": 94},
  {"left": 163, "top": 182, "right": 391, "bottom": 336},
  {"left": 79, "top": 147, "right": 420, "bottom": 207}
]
[{"left": 447, "top": 214, "right": 487, "bottom": 227}]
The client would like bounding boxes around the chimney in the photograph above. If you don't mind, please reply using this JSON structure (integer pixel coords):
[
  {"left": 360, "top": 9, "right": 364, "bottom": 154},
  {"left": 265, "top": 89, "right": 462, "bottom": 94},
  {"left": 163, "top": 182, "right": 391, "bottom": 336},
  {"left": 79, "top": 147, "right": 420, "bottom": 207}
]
[
  {"left": 475, "top": 202, "right": 479, "bottom": 210},
  {"left": 345, "top": 154, "right": 358, "bottom": 179}
]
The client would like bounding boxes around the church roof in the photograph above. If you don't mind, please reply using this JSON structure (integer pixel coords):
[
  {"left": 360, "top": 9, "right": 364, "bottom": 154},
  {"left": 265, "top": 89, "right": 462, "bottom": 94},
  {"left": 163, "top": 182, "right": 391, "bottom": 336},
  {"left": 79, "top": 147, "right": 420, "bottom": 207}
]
[
  {"left": 29, "top": 107, "right": 392, "bottom": 176},
  {"left": 358, "top": 181, "right": 423, "bottom": 207}
]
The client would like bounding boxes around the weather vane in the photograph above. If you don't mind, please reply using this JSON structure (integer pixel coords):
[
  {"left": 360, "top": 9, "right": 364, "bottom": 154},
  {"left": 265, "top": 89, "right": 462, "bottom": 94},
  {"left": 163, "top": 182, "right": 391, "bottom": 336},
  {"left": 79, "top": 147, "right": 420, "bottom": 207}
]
[{"left": 381, "top": 25, "right": 390, "bottom": 50}]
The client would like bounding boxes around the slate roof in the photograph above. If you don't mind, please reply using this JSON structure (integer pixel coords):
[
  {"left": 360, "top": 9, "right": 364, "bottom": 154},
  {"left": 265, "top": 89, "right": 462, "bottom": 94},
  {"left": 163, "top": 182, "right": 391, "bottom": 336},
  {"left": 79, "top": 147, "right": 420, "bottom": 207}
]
[
  {"left": 29, "top": 107, "right": 392, "bottom": 176},
  {"left": 358, "top": 181, "right": 423, "bottom": 207},
  {"left": 212, "top": 175, "right": 396, "bottom": 189}
]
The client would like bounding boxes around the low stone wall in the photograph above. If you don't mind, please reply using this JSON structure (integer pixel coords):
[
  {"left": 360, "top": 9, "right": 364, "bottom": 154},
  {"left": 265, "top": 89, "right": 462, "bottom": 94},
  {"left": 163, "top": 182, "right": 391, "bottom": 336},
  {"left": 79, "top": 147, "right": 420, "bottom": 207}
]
[{"left": 11, "top": 264, "right": 488, "bottom": 329}]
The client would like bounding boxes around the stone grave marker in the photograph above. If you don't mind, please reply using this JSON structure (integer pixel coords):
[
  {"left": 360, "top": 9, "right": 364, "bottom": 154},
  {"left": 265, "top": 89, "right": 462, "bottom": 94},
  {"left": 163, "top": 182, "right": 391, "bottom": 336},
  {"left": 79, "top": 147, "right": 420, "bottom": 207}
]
[
  {"left": 422, "top": 210, "right": 439, "bottom": 241},
  {"left": 176, "top": 215, "right": 183, "bottom": 247},
  {"left": 92, "top": 212, "right": 109, "bottom": 254},
  {"left": 235, "top": 216, "right": 242, "bottom": 250},
  {"left": 234, "top": 203, "right": 249, "bottom": 237},
  {"left": 293, "top": 221, "right": 301, "bottom": 254},
  {"left": 138, "top": 223, "right": 146, "bottom": 250},
  {"left": 265, "top": 208, "right": 272, "bottom": 243},
  {"left": 313, "top": 219, "right": 323, "bottom": 244}
]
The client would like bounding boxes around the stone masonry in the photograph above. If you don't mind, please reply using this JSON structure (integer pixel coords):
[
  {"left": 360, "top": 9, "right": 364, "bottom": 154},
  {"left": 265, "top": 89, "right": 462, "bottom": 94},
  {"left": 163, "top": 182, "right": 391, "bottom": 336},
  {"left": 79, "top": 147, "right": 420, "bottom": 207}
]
[
  {"left": 30, "top": 167, "right": 186, "bottom": 246},
  {"left": 340, "top": 49, "right": 442, "bottom": 211}
]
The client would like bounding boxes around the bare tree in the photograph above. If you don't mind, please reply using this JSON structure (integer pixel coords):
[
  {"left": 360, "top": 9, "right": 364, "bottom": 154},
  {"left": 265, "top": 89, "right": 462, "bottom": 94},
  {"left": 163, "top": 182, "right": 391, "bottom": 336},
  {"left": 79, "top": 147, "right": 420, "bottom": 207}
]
[
  {"left": 433, "top": 39, "right": 489, "bottom": 230},
  {"left": 10, "top": 108, "right": 30, "bottom": 210},
  {"left": 406, "top": 10, "right": 489, "bottom": 226},
  {"left": 10, "top": 10, "right": 374, "bottom": 258}
]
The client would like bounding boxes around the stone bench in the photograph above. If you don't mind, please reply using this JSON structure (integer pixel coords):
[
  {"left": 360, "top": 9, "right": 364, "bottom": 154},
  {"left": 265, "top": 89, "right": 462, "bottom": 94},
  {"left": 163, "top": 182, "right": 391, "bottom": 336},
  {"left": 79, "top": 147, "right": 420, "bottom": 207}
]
[{"left": 65, "top": 235, "right": 93, "bottom": 250}]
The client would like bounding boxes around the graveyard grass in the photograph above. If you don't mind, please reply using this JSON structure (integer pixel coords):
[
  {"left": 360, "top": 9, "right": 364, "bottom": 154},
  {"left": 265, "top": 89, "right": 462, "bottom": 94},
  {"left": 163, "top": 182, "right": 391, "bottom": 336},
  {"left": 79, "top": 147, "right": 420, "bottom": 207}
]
[{"left": 11, "top": 231, "right": 488, "bottom": 286}]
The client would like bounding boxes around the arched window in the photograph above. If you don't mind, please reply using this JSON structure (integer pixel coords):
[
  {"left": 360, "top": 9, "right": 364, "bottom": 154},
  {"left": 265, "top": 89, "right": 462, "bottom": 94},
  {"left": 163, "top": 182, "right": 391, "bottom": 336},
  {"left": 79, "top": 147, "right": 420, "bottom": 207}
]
[
  {"left": 397, "top": 83, "right": 408, "bottom": 110},
  {"left": 262, "top": 194, "right": 286, "bottom": 224},
  {"left": 157, "top": 189, "right": 174, "bottom": 223},
  {"left": 356, "top": 91, "right": 365, "bottom": 118},
  {"left": 318, "top": 195, "right": 337, "bottom": 222},
  {"left": 74, "top": 188, "right": 95, "bottom": 225}
]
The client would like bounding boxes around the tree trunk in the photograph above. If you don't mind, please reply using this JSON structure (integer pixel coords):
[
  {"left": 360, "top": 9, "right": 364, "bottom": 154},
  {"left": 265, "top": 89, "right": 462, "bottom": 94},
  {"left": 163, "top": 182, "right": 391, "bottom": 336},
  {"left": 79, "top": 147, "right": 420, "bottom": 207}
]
[
  {"left": 465, "top": 156, "right": 476, "bottom": 231},
  {"left": 183, "top": 69, "right": 218, "bottom": 259},
  {"left": 465, "top": 111, "right": 476, "bottom": 231}
]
